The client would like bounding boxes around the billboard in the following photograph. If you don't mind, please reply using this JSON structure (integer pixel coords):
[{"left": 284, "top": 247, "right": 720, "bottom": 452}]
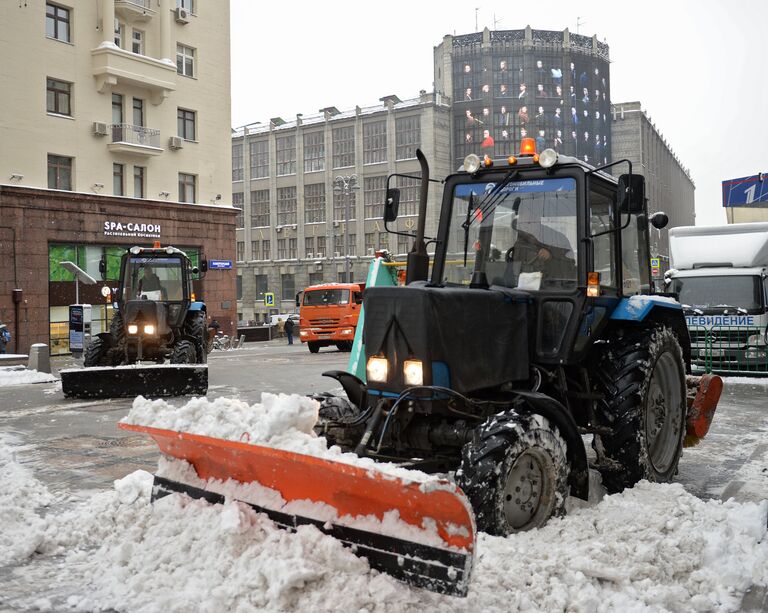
[
  {"left": 454, "top": 49, "right": 611, "bottom": 167},
  {"left": 722, "top": 173, "right": 768, "bottom": 207}
]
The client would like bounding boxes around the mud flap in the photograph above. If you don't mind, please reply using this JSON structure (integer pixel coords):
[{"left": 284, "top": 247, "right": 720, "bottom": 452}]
[
  {"left": 61, "top": 365, "right": 208, "bottom": 399},
  {"left": 119, "top": 422, "right": 475, "bottom": 596},
  {"left": 684, "top": 374, "right": 723, "bottom": 447}
]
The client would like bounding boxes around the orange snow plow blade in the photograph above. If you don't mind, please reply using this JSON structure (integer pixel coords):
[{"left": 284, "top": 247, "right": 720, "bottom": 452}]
[
  {"left": 119, "top": 422, "right": 475, "bottom": 596},
  {"left": 684, "top": 374, "right": 723, "bottom": 447}
]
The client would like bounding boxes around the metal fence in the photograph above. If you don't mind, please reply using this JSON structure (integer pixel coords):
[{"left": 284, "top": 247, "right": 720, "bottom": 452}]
[
  {"left": 688, "top": 326, "right": 768, "bottom": 375},
  {"left": 111, "top": 124, "right": 160, "bottom": 148}
]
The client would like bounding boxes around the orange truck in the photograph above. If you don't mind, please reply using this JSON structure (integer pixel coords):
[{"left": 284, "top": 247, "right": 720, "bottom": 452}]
[{"left": 297, "top": 282, "right": 364, "bottom": 353}]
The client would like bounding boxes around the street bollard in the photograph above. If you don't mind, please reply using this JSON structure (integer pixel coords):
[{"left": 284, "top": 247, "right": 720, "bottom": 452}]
[{"left": 28, "top": 343, "right": 51, "bottom": 374}]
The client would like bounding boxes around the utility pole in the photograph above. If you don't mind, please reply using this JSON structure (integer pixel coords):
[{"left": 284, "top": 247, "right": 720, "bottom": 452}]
[{"left": 576, "top": 16, "right": 586, "bottom": 34}]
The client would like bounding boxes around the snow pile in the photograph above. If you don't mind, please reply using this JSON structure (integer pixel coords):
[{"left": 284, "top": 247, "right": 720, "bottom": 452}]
[
  {"left": 122, "top": 394, "right": 436, "bottom": 483},
  {"left": 0, "top": 435, "right": 55, "bottom": 565},
  {"left": 0, "top": 367, "right": 57, "bottom": 386},
  {"left": 2, "top": 462, "right": 765, "bottom": 612}
]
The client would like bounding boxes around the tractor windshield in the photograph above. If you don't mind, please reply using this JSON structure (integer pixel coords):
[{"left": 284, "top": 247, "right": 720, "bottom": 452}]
[
  {"left": 441, "top": 177, "right": 578, "bottom": 291},
  {"left": 124, "top": 256, "right": 185, "bottom": 301}
]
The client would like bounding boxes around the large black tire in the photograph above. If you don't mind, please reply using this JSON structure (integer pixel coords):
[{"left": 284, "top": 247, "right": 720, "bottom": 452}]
[
  {"left": 591, "top": 325, "right": 687, "bottom": 493},
  {"left": 84, "top": 337, "right": 111, "bottom": 367},
  {"left": 335, "top": 341, "right": 353, "bottom": 352},
  {"left": 183, "top": 312, "right": 207, "bottom": 363},
  {"left": 456, "top": 412, "right": 569, "bottom": 535},
  {"left": 108, "top": 313, "right": 126, "bottom": 364},
  {"left": 308, "top": 342, "right": 320, "bottom": 354},
  {"left": 170, "top": 339, "right": 196, "bottom": 364}
]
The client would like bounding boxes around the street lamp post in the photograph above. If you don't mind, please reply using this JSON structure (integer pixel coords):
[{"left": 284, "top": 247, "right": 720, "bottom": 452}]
[{"left": 333, "top": 174, "right": 359, "bottom": 283}]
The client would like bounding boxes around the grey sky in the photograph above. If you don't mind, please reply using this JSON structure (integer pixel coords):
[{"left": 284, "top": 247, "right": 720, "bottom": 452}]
[{"left": 230, "top": 0, "right": 768, "bottom": 226}]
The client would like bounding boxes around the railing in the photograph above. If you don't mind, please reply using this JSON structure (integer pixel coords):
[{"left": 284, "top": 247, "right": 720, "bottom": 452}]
[
  {"left": 116, "top": 0, "right": 152, "bottom": 9},
  {"left": 689, "top": 325, "right": 768, "bottom": 375},
  {"left": 110, "top": 124, "right": 160, "bottom": 148}
]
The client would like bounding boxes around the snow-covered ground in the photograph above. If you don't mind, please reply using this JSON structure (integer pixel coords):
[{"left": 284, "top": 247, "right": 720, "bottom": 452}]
[
  {"left": 0, "top": 366, "right": 57, "bottom": 386},
  {"left": 2, "top": 393, "right": 767, "bottom": 611}
]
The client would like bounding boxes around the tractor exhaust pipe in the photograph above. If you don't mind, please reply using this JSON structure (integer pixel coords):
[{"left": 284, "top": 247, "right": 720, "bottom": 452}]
[{"left": 406, "top": 149, "right": 430, "bottom": 284}]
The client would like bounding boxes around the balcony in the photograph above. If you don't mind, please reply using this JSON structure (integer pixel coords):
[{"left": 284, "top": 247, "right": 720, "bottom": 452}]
[
  {"left": 114, "top": 0, "right": 155, "bottom": 21},
  {"left": 108, "top": 124, "right": 163, "bottom": 156},
  {"left": 92, "top": 44, "right": 176, "bottom": 105}
]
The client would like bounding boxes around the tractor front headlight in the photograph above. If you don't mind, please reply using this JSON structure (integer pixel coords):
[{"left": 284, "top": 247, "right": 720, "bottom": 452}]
[
  {"left": 403, "top": 359, "right": 424, "bottom": 386},
  {"left": 144, "top": 324, "right": 155, "bottom": 335},
  {"left": 127, "top": 324, "right": 139, "bottom": 335},
  {"left": 366, "top": 356, "right": 388, "bottom": 383}
]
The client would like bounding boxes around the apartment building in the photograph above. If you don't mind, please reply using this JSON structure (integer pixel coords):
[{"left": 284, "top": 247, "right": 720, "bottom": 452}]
[{"left": 0, "top": 0, "right": 235, "bottom": 353}]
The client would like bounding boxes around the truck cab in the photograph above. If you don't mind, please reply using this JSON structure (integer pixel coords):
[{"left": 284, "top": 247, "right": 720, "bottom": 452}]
[
  {"left": 298, "top": 282, "right": 365, "bottom": 353},
  {"left": 667, "top": 222, "right": 768, "bottom": 373}
]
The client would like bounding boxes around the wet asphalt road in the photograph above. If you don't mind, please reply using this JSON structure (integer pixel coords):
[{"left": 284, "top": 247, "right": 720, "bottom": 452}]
[{"left": 0, "top": 342, "right": 766, "bottom": 504}]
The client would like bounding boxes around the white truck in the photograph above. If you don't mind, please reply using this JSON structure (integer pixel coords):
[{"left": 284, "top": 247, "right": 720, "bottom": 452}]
[{"left": 666, "top": 222, "right": 768, "bottom": 373}]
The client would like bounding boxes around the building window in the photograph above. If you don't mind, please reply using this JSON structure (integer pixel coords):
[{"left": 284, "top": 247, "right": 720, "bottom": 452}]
[
  {"left": 396, "top": 116, "right": 421, "bottom": 160},
  {"left": 281, "top": 274, "right": 295, "bottom": 302},
  {"left": 233, "top": 192, "right": 244, "bottom": 228},
  {"left": 304, "top": 183, "right": 325, "bottom": 223},
  {"left": 255, "top": 274, "right": 268, "bottom": 302},
  {"left": 114, "top": 20, "right": 125, "bottom": 48},
  {"left": 113, "top": 163, "right": 124, "bottom": 196},
  {"left": 134, "top": 166, "right": 145, "bottom": 198},
  {"left": 236, "top": 241, "right": 245, "bottom": 262},
  {"left": 112, "top": 93, "right": 123, "bottom": 124},
  {"left": 131, "top": 29, "right": 144, "bottom": 54},
  {"left": 46, "top": 78, "right": 71, "bottom": 116},
  {"left": 232, "top": 144, "right": 243, "bottom": 181},
  {"left": 177, "top": 0, "right": 194, "bottom": 11},
  {"left": 333, "top": 231, "right": 356, "bottom": 256},
  {"left": 236, "top": 275, "right": 243, "bottom": 300},
  {"left": 364, "top": 176, "right": 386, "bottom": 219},
  {"left": 250, "top": 189, "right": 270, "bottom": 227},
  {"left": 309, "top": 272, "right": 324, "bottom": 286},
  {"left": 46, "top": 3, "right": 71, "bottom": 43},
  {"left": 178, "top": 173, "right": 196, "bottom": 203},
  {"left": 47, "top": 154, "right": 72, "bottom": 190},
  {"left": 176, "top": 44, "right": 195, "bottom": 77},
  {"left": 379, "top": 232, "right": 389, "bottom": 250},
  {"left": 363, "top": 121, "right": 387, "bottom": 164},
  {"left": 397, "top": 234, "right": 410, "bottom": 255},
  {"left": 316, "top": 236, "right": 326, "bottom": 258},
  {"left": 277, "top": 186, "right": 297, "bottom": 225},
  {"left": 132, "top": 97, "right": 144, "bottom": 127},
  {"left": 178, "top": 108, "right": 196, "bottom": 141},
  {"left": 261, "top": 240, "right": 271, "bottom": 261},
  {"left": 277, "top": 238, "right": 287, "bottom": 259},
  {"left": 276, "top": 135, "right": 296, "bottom": 176},
  {"left": 365, "top": 233, "right": 375, "bottom": 255},
  {"left": 288, "top": 238, "right": 298, "bottom": 259},
  {"left": 333, "top": 190, "right": 356, "bottom": 222},
  {"left": 250, "top": 140, "right": 269, "bottom": 178},
  {"left": 332, "top": 126, "right": 355, "bottom": 169},
  {"left": 305, "top": 237, "right": 314, "bottom": 257},
  {"left": 303, "top": 132, "right": 324, "bottom": 173},
  {"left": 398, "top": 175, "right": 421, "bottom": 216}
]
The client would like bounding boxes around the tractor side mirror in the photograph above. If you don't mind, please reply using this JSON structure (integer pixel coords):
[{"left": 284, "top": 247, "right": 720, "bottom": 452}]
[
  {"left": 295, "top": 291, "right": 303, "bottom": 308},
  {"left": 618, "top": 174, "right": 646, "bottom": 214},
  {"left": 354, "top": 291, "right": 363, "bottom": 304},
  {"left": 191, "top": 266, "right": 199, "bottom": 275},
  {"left": 98, "top": 256, "right": 106, "bottom": 280},
  {"left": 384, "top": 188, "right": 400, "bottom": 222},
  {"left": 650, "top": 211, "right": 669, "bottom": 229}
]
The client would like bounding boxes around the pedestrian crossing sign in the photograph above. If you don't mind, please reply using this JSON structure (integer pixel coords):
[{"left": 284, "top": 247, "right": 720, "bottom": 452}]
[{"left": 264, "top": 292, "right": 275, "bottom": 307}]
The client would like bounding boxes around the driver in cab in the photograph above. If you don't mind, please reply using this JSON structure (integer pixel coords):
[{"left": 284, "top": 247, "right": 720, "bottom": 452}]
[{"left": 138, "top": 265, "right": 165, "bottom": 298}]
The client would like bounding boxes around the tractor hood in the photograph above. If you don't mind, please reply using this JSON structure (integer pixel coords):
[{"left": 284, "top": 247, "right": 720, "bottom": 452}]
[{"left": 363, "top": 283, "right": 530, "bottom": 394}]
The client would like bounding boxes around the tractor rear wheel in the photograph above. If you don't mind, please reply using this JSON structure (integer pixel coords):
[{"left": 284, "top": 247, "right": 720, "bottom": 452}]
[
  {"left": 591, "top": 325, "right": 686, "bottom": 493},
  {"left": 84, "top": 337, "right": 111, "bottom": 367},
  {"left": 308, "top": 342, "right": 320, "bottom": 353},
  {"left": 170, "top": 339, "right": 196, "bottom": 364},
  {"left": 456, "top": 412, "right": 569, "bottom": 535}
]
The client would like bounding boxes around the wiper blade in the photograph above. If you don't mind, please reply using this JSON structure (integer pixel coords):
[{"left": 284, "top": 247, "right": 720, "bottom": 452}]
[
  {"left": 474, "top": 169, "right": 520, "bottom": 223},
  {"left": 462, "top": 193, "right": 475, "bottom": 267},
  {"left": 715, "top": 304, "right": 749, "bottom": 314}
]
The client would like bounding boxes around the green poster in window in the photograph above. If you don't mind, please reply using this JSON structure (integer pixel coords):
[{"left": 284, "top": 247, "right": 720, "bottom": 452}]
[{"left": 49, "top": 245, "right": 77, "bottom": 281}]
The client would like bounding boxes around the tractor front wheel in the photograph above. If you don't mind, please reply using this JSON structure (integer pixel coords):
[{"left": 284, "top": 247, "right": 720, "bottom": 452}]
[
  {"left": 183, "top": 312, "right": 207, "bottom": 363},
  {"left": 84, "top": 337, "right": 111, "bottom": 367},
  {"left": 457, "top": 412, "right": 569, "bottom": 535},
  {"left": 170, "top": 339, "right": 196, "bottom": 364},
  {"left": 591, "top": 325, "right": 687, "bottom": 493}
]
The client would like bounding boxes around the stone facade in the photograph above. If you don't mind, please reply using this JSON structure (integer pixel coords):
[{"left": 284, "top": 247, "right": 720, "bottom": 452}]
[
  {"left": 610, "top": 101, "right": 696, "bottom": 271},
  {"left": 0, "top": 185, "right": 236, "bottom": 354}
]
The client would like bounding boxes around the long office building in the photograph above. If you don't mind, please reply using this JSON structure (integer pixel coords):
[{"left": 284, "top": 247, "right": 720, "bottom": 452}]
[{"left": 231, "top": 92, "right": 452, "bottom": 323}]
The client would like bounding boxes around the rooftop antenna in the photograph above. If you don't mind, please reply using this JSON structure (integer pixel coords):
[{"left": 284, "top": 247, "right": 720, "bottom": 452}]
[
  {"left": 475, "top": 7, "right": 479, "bottom": 31},
  {"left": 493, "top": 13, "right": 502, "bottom": 29},
  {"left": 576, "top": 16, "right": 586, "bottom": 34}
]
